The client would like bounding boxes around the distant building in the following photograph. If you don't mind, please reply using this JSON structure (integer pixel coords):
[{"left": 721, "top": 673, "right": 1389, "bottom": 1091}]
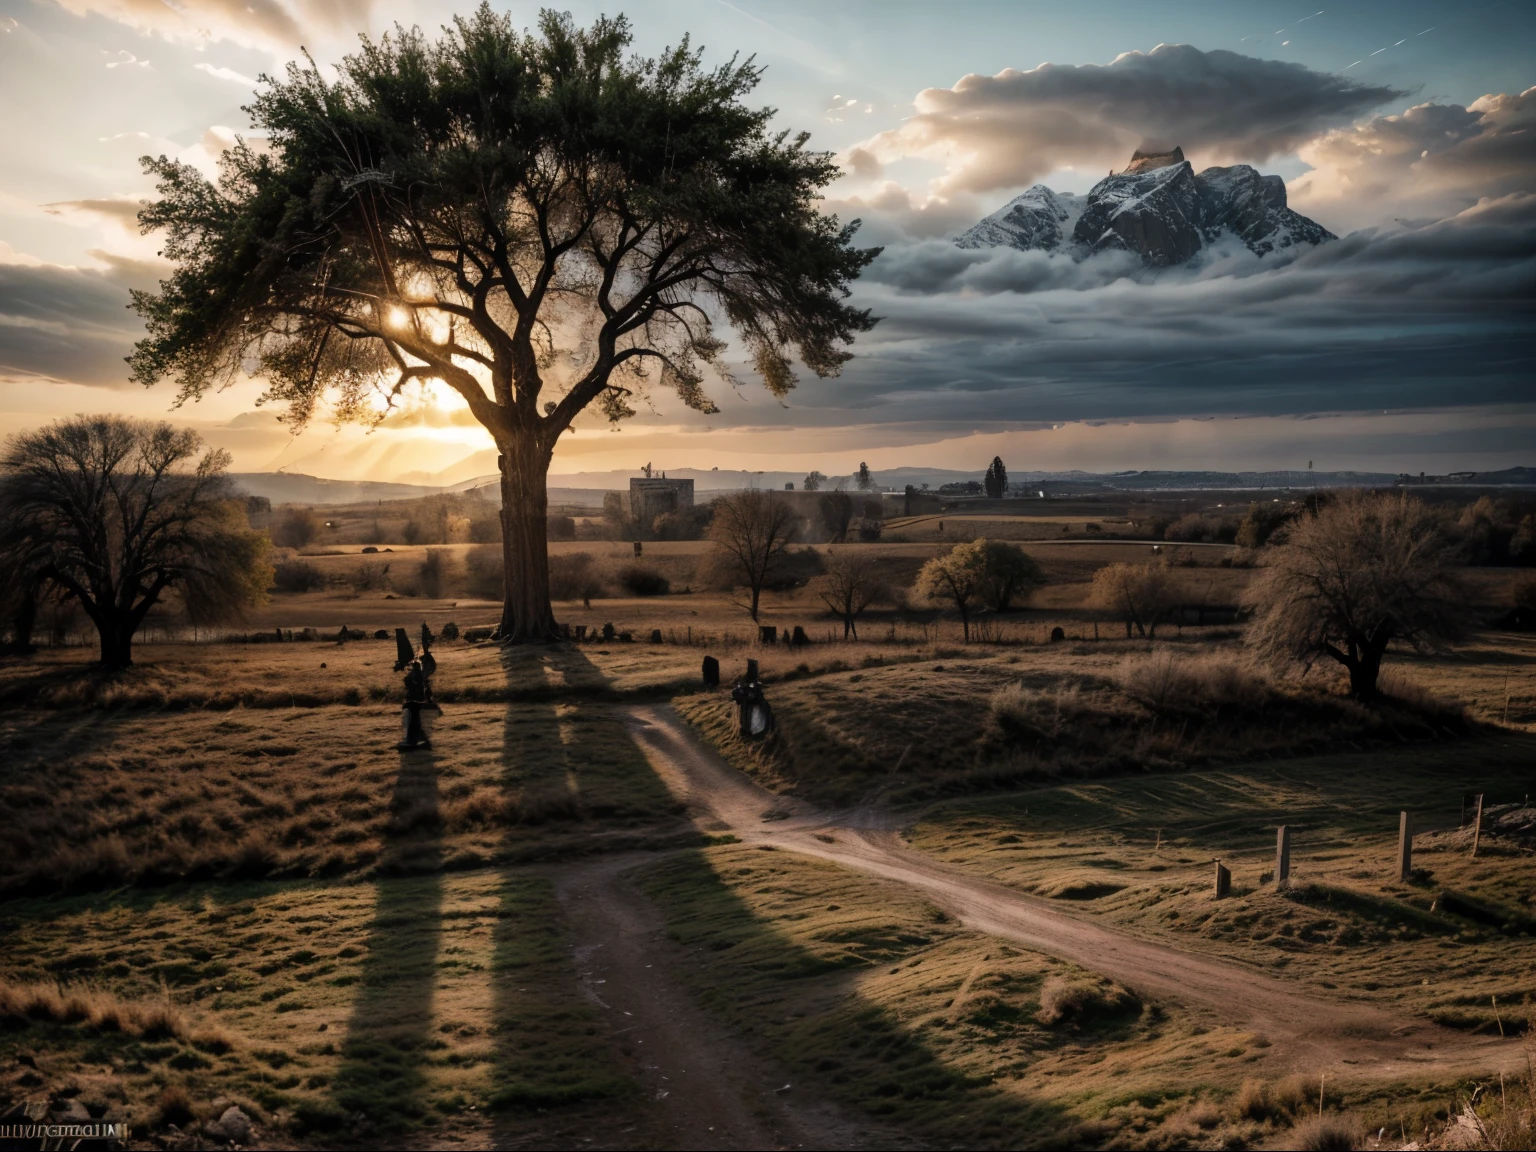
[{"left": 628, "top": 476, "right": 694, "bottom": 531}]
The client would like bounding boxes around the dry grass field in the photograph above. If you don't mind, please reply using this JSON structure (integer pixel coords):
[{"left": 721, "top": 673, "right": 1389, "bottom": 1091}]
[{"left": 3, "top": 504, "right": 1534, "bottom": 1149}]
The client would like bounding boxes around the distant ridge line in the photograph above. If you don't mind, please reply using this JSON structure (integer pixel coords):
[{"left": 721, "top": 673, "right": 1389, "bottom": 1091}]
[{"left": 229, "top": 467, "right": 1536, "bottom": 506}]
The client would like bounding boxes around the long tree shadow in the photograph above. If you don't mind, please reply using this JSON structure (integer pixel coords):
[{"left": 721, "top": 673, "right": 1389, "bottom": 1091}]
[
  {"left": 482, "top": 642, "right": 1078, "bottom": 1148},
  {"left": 328, "top": 744, "right": 444, "bottom": 1134},
  {"left": 487, "top": 643, "right": 673, "bottom": 1146}
]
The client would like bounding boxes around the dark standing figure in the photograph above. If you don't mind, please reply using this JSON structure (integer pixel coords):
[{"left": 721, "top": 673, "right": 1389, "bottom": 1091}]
[{"left": 396, "top": 623, "right": 440, "bottom": 750}]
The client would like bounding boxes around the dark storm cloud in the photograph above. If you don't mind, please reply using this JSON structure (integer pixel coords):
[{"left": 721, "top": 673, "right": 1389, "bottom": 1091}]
[
  {"left": 858, "top": 44, "right": 1405, "bottom": 194},
  {"left": 0, "top": 261, "right": 146, "bottom": 387},
  {"left": 755, "top": 195, "right": 1536, "bottom": 432}
]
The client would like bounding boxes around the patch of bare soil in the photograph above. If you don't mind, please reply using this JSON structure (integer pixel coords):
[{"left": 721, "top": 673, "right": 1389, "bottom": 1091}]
[{"left": 550, "top": 853, "right": 896, "bottom": 1151}]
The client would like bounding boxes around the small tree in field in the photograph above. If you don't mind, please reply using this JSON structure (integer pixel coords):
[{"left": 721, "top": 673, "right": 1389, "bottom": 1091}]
[
  {"left": 917, "top": 539, "right": 989, "bottom": 641},
  {"left": 815, "top": 551, "right": 885, "bottom": 639},
  {"left": 978, "top": 540, "right": 1042, "bottom": 612},
  {"left": 803, "top": 470, "right": 825, "bottom": 492},
  {"left": 1244, "top": 490, "right": 1469, "bottom": 699},
  {"left": 709, "top": 490, "right": 799, "bottom": 621},
  {"left": 128, "top": 7, "right": 877, "bottom": 643},
  {"left": 855, "top": 462, "right": 875, "bottom": 491},
  {"left": 1091, "top": 561, "right": 1174, "bottom": 638},
  {"left": 984, "top": 456, "right": 1008, "bottom": 499},
  {"left": 0, "top": 416, "right": 272, "bottom": 668}
]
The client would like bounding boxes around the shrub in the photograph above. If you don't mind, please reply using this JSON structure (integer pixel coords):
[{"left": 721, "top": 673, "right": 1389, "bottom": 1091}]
[
  {"left": 547, "top": 514, "right": 576, "bottom": 540},
  {"left": 417, "top": 548, "right": 448, "bottom": 599},
  {"left": 1236, "top": 1078, "right": 1276, "bottom": 1122},
  {"left": 1290, "top": 1115, "right": 1358, "bottom": 1151},
  {"left": 990, "top": 683, "right": 1087, "bottom": 741},
  {"left": 1115, "top": 651, "right": 1271, "bottom": 716},
  {"left": 616, "top": 563, "right": 669, "bottom": 596},
  {"left": 465, "top": 544, "right": 504, "bottom": 600},
  {"left": 1165, "top": 513, "right": 1239, "bottom": 544},
  {"left": 157, "top": 1085, "right": 197, "bottom": 1128},
  {"left": 549, "top": 553, "right": 603, "bottom": 601},
  {"left": 440, "top": 620, "right": 460, "bottom": 641},
  {"left": 271, "top": 507, "right": 319, "bottom": 548},
  {"left": 350, "top": 560, "right": 390, "bottom": 593},
  {"left": 273, "top": 559, "right": 326, "bottom": 593},
  {"left": 469, "top": 515, "right": 501, "bottom": 543},
  {"left": 1036, "top": 973, "right": 1137, "bottom": 1026}
]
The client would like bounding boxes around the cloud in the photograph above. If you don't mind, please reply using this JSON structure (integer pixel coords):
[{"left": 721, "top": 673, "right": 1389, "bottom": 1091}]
[
  {"left": 54, "top": 0, "right": 374, "bottom": 52},
  {"left": 42, "top": 196, "right": 144, "bottom": 229},
  {"left": 194, "top": 63, "right": 259, "bottom": 86},
  {"left": 0, "top": 258, "right": 150, "bottom": 388},
  {"left": 1292, "top": 87, "right": 1536, "bottom": 231},
  {"left": 853, "top": 44, "right": 1403, "bottom": 196},
  {"left": 738, "top": 193, "right": 1536, "bottom": 434}
]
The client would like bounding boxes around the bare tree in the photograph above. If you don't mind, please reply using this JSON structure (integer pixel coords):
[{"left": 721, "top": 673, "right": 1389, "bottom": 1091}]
[
  {"left": 815, "top": 551, "right": 886, "bottom": 639},
  {"left": 708, "top": 490, "right": 799, "bottom": 621},
  {"left": 916, "top": 539, "right": 989, "bottom": 640},
  {"left": 0, "top": 416, "right": 272, "bottom": 668},
  {"left": 1244, "top": 490, "right": 1469, "bottom": 699},
  {"left": 1091, "top": 562, "right": 1175, "bottom": 638}
]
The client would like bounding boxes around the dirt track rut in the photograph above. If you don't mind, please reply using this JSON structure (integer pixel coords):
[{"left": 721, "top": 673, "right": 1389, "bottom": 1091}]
[{"left": 622, "top": 703, "right": 1521, "bottom": 1084}]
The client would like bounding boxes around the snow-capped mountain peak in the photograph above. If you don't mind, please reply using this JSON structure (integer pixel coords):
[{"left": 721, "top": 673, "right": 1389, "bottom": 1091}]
[{"left": 954, "top": 146, "right": 1334, "bottom": 266}]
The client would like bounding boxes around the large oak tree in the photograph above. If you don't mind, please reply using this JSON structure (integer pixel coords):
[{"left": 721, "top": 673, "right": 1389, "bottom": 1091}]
[{"left": 130, "top": 6, "right": 878, "bottom": 641}]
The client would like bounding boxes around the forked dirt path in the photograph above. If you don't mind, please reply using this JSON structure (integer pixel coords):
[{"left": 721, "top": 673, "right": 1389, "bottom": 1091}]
[
  {"left": 551, "top": 854, "right": 897, "bottom": 1151},
  {"left": 622, "top": 704, "right": 1523, "bottom": 1085}
]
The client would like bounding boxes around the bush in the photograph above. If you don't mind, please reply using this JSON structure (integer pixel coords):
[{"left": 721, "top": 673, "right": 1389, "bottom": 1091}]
[
  {"left": 549, "top": 552, "right": 604, "bottom": 601},
  {"left": 1236, "top": 501, "right": 1297, "bottom": 548},
  {"left": 350, "top": 560, "right": 390, "bottom": 593},
  {"left": 440, "top": 621, "right": 460, "bottom": 641},
  {"left": 273, "top": 559, "right": 326, "bottom": 593},
  {"left": 616, "top": 563, "right": 669, "bottom": 596},
  {"left": 1290, "top": 1115, "right": 1358, "bottom": 1151},
  {"left": 548, "top": 514, "right": 576, "bottom": 540},
  {"left": 271, "top": 507, "right": 319, "bottom": 548},
  {"left": 990, "top": 683, "right": 1087, "bottom": 741},
  {"left": 652, "top": 504, "right": 714, "bottom": 541},
  {"left": 469, "top": 515, "right": 501, "bottom": 543},
  {"left": 1165, "top": 512, "right": 1238, "bottom": 544},
  {"left": 1036, "top": 973, "right": 1137, "bottom": 1026},
  {"left": 417, "top": 549, "right": 448, "bottom": 599},
  {"left": 1115, "top": 651, "right": 1271, "bottom": 716},
  {"left": 465, "top": 544, "right": 504, "bottom": 600}
]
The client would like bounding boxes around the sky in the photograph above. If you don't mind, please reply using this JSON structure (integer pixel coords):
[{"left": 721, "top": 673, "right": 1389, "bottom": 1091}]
[{"left": 0, "top": 0, "right": 1532, "bottom": 483}]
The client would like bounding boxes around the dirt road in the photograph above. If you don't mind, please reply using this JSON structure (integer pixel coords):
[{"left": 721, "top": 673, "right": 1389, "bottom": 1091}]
[
  {"left": 551, "top": 854, "right": 884, "bottom": 1150},
  {"left": 622, "top": 704, "right": 1521, "bottom": 1083}
]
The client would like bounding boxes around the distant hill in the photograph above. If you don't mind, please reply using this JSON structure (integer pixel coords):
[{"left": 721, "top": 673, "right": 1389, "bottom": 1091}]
[{"left": 230, "top": 466, "right": 1536, "bottom": 505}]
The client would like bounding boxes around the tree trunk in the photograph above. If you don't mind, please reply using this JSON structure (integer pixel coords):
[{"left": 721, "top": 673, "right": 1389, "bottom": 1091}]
[
  {"left": 98, "top": 618, "right": 134, "bottom": 669},
  {"left": 497, "top": 435, "right": 559, "bottom": 643},
  {"left": 959, "top": 603, "right": 970, "bottom": 642},
  {"left": 10, "top": 585, "right": 37, "bottom": 653},
  {"left": 749, "top": 582, "right": 761, "bottom": 623},
  {"left": 1350, "top": 643, "right": 1385, "bottom": 700}
]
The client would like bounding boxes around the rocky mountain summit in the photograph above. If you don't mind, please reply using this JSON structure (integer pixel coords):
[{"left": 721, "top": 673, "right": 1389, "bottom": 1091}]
[{"left": 955, "top": 146, "right": 1334, "bottom": 266}]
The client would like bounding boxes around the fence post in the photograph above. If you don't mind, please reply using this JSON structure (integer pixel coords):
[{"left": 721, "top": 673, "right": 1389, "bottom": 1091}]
[
  {"left": 1213, "top": 860, "right": 1231, "bottom": 899},
  {"left": 1276, "top": 826, "right": 1291, "bottom": 887},
  {"left": 1396, "top": 811, "right": 1413, "bottom": 881}
]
